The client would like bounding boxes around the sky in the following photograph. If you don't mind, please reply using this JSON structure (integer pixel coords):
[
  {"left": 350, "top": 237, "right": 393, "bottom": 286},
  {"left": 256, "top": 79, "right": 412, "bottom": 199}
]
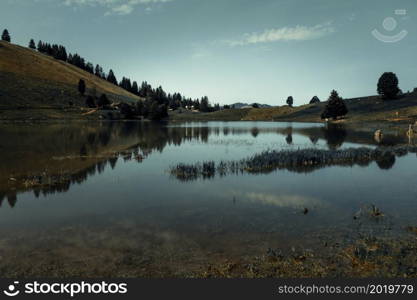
[{"left": 1, "top": 0, "right": 417, "bottom": 106}]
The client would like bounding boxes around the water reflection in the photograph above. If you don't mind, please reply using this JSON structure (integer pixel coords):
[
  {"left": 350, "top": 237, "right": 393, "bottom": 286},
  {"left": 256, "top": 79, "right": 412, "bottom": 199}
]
[
  {"left": 0, "top": 122, "right": 411, "bottom": 207},
  {"left": 1, "top": 121, "right": 417, "bottom": 277},
  {"left": 322, "top": 124, "right": 347, "bottom": 150}
]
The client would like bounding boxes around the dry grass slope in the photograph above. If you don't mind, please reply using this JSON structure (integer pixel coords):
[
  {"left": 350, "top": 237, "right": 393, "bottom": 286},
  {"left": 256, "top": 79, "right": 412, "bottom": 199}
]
[
  {"left": 0, "top": 40, "right": 140, "bottom": 111},
  {"left": 172, "top": 92, "right": 417, "bottom": 125}
]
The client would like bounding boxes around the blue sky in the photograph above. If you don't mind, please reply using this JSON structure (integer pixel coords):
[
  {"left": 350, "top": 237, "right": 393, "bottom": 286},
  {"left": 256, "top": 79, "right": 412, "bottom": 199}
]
[{"left": 1, "top": 0, "right": 416, "bottom": 105}]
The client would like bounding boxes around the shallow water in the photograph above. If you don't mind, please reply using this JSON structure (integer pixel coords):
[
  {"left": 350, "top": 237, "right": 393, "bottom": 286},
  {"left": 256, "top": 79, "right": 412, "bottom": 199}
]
[{"left": 0, "top": 121, "right": 416, "bottom": 276}]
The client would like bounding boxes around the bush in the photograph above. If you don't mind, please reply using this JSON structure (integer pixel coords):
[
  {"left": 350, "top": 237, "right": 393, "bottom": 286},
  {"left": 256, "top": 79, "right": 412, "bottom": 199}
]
[
  {"left": 321, "top": 90, "right": 348, "bottom": 120},
  {"left": 377, "top": 72, "right": 400, "bottom": 99}
]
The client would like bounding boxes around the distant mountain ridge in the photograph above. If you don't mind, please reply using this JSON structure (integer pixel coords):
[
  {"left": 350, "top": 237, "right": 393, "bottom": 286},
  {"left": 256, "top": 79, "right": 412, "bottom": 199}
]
[{"left": 231, "top": 102, "right": 272, "bottom": 109}]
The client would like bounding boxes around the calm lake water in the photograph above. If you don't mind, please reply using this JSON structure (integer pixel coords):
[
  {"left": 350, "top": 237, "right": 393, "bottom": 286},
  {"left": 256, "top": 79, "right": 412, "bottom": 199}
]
[{"left": 0, "top": 121, "right": 416, "bottom": 275}]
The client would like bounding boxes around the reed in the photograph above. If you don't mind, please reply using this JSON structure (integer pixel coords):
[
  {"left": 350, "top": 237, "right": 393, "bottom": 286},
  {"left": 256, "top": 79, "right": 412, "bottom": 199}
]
[{"left": 170, "top": 146, "right": 417, "bottom": 180}]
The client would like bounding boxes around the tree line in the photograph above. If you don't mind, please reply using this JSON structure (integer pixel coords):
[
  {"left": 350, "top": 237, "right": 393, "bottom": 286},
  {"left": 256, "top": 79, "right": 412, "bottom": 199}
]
[
  {"left": 33, "top": 38, "right": 221, "bottom": 115},
  {"left": 2, "top": 28, "right": 221, "bottom": 119}
]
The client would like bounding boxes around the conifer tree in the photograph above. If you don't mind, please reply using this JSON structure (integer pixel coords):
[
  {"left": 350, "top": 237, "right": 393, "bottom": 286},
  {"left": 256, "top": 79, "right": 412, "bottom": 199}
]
[
  {"left": 286, "top": 96, "right": 294, "bottom": 107},
  {"left": 29, "top": 39, "right": 36, "bottom": 49},
  {"left": 1, "top": 29, "right": 11, "bottom": 42},
  {"left": 200, "top": 96, "right": 209, "bottom": 112},
  {"left": 78, "top": 79, "right": 86, "bottom": 96},
  {"left": 321, "top": 90, "right": 348, "bottom": 120},
  {"left": 132, "top": 81, "right": 139, "bottom": 95},
  {"left": 106, "top": 70, "right": 118, "bottom": 85}
]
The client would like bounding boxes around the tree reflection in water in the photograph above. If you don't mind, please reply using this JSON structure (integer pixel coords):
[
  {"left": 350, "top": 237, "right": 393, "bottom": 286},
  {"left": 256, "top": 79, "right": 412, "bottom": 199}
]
[{"left": 0, "top": 122, "right": 406, "bottom": 207}]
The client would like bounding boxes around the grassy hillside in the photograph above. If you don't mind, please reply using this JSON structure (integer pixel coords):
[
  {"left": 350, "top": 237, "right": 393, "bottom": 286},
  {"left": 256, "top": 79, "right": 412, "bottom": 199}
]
[
  {"left": 0, "top": 41, "right": 140, "bottom": 119},
  {"left": 171, "top": 92, "right": 417, "bottom": 126}
]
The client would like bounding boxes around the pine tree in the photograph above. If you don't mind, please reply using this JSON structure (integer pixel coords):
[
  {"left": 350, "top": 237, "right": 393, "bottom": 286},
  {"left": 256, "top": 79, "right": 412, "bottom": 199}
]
[
  {"left": 29, "top": 39, "right": 36, "bottom": 49},
  {"left": 139, "top": 81, "right": 153, "bottom": 98},
  {"left": 377, "top": 72, "right": 400, "bottom": 99},
  {"left": 321, "top": 90, "right": 348, "bottom": 120},
  {"left": 106, "top": 70, "right": 118, "bottom": 85},
  {"left": 131, "top": 81, "right": 139, "bottom": 95},
  {"left": 95, "top": 64, "right": 104, "bottom": 78},
  {"left": 78, "top": 79, "right": 86, "bottom": 95},
  {"left": 37, "top": 40, "right": 44, "bottom": 52},
  {"left": 1, "top": 29, "right": 11, "bottom": 42},
  {"left": 200, "top": 96, "right": 209, "bottom": 112},
  {"left": 86, "top": 63, "right": 94, "bottom": 74}
]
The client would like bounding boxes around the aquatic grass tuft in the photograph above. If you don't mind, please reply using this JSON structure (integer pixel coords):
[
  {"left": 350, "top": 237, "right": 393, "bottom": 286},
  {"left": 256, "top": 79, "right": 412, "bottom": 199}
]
[{"left": 170, "top": 145, "right": 417, "bottom": 181}]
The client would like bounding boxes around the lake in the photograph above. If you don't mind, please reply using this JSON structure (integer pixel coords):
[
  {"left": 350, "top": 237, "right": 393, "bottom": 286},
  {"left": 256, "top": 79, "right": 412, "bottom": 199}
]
[{"left": 0, "top": 121, "right": 416, "bottom": 276}]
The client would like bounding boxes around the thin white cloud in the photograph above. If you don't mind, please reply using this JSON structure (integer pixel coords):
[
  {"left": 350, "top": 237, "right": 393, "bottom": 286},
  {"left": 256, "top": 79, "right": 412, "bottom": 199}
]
[
  {"left": 63, "top": 0, "right": 172, "bottom": 15},
  {"left": 227, "top": 22, "right": 335, "bottom": 46}
]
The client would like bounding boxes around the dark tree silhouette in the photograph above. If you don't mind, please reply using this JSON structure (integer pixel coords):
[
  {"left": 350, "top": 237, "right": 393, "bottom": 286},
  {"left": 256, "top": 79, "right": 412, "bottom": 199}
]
[
  {"left": 29, "top": 39, "right": 36, "bottom": 49},
  {"left": 95, "top": 64, "right": 104, "bottom": 78},
  {"left": 136, "top": 101, "right": 144, "bottom": 115},
  {"left": 200, "top": 96, "right": 209, "bottom": 112},
  {"left": 286, "top": 96, "right": 294, "bottom": 107},
  {"left": 149, "top": 102, "right": 168, "bottom": 120},
  {"left": 119, "top": 77, "right": 132, "bottom": 92},
  {"left": 119, "top": 103, "right": 135, "bottom": 119},
  {"left": 78, "top": 79, "right": 86, "bottom": 95},
  {"left": 106, "top": 70, "right": 118, "bottom": 85},
  {"left": 131, "top": 81, "right": 139, "bottom": 95},
  {"left": 322, "top": 124, "right": 347, "bottom": 150},
  {"left": 86, "top": 96, "right": 96, "bottom": 108},
  {"left": 86, "top": 62, "right": 94, "bottom": 74},
  {"left": 1, "top": 29, "right": 11, "bottom": 42},
  {"left": 321, "top": 90, "right": 348, "bottom": 120},
  {"left": 251, "top": 127, "right": 259, "bottom": 138},
  {"left": 252, "top": 103, "right": 260, "bottom": 108},
  {"left": 377, "top": 72, "right": 400, "bottom": 99},
  {"left": 376, "top": 153, "right": 396, "bottom": 170},
  {"left": 309, "top": 96, "right": 320, "bottom": 104},
  {"left": 97, "top": 94, "right": 111, "bottom": 108}
]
